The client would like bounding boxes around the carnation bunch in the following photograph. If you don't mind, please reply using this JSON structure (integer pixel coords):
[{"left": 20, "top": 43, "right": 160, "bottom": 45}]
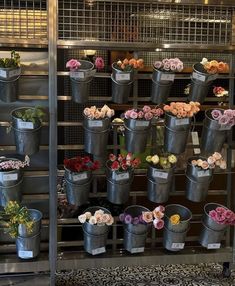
[
  {"left": 200, "top": 58, "right": 229, "bottom": 74},
  {"left": 0, "top": 156, "right": 30, "bottom": 171},
  {"left": 209, "top": 207, "right": 235, "bottom": 225},
  {"left": 153, "top": 58, "right": 183, "bottom": 72},
  {"left": 114, "top": 58, "right": 144, "bottom": 71},
  {"left": 119, "top": 206, "right": 165, "bottom": 230},
  {"left": 83, "top": 104, "right": 115, "bottom": 119},
  {"left": 163, "top": 101, "right": 200, "bottom": 118},
  {"left": 211, "top": 109, "right": 235, "bottom": 128},
  {"left": 191, "top": 152, "right": 226, "bottom": 170},
  {"left": 78, "top": 209, "right": 114, "bottom": 226},
  {"left": 124, "top": 105, "right": 163, "bottom": 121},
  {"left": 213, "top": 86, "right": 228, "bottom": 98},
  {"left": 146, "top": 153, "right": 177, "bottom": 169},
  {"left": 107, "top": 153, "right": 141, "bottom": 171},
  {"left": 64, "top": 156, "right": 100, "bottom": 172}
]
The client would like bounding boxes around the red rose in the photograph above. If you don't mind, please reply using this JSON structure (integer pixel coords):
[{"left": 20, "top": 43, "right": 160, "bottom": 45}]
[
  {"left": 109, "top": 154, "right": 116, "bottom": 162},
  {"left": 83, "top": 156, "right": 91, "bottom": 163},
  {"left": 111, "top": 161, "right": 120, "bottom": 171}
]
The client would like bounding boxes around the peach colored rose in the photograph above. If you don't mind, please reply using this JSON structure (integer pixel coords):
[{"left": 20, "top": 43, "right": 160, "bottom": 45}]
[
  {"left": 212, "top": 152, "right": 222, "bottom": 161},
  {"left": 207, "top": 156, "right": 216, "bottom": 165},
  {"left": 219, "top": 160, "right": 227, "bottom": 170},
  {"left": 201, "top": 161, "right": 209, "bottom": 170},
  {"left": 101, "top": 213, "right": 110, "bottom": 224},
  {"left": 196, "top": 159, "right": 203, "bottom": 167},
  {"left": 191, "top": 160, "right": 198, "bottom": 166},
  {"left": 106, "top": 215, "right": 114, "bottom": 226},
  {"left": 142, "top": 211, "right": 153, "bottom": 223},
  {"left": 89, "top": 216, "right": 97, "bottom": 225},
  {"left": 84, "top": 212, "right": 92, "bottom": 219},
  {"left": 152, "top": 209, "right": 164, "bottom": 220},
  {"left": 95, "top": 213, "right": 103, "bottom": 224},
  {"left": 94, "top": 209, "right": 105, "bottom": 216}
]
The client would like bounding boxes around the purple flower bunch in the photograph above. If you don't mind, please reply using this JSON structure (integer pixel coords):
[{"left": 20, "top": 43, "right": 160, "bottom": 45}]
[
  {"left": 124, "top": 105, "right": 164, "bottom": 121},
  {"left": 209, "top": 207, "right": 235, "bottom": 225},
  {"left": 153, "top": 58, "right": 184, "bottom": 72},
  {"left": 211, "top": 109, "right": 235, "bottom": 127}
]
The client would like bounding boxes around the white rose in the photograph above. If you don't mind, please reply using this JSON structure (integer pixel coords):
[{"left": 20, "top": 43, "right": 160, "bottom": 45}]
[
  {"left": 151, "top": 155, "right": 159, "bottom": 165},
  {"left": 89, "top": 216, "right": 97, "bottom": 225},
  {"left": 200, "top": 57, "right": 208, "bottom": 65},
  {"left": 94, "top": 209, "right": 104, "bottom": 216},
  {"left": 84, "top": 212, "right": 92, "bottom": 219},
  {"left": 78, "top": 214, "right": 87, "bottom": 223}
]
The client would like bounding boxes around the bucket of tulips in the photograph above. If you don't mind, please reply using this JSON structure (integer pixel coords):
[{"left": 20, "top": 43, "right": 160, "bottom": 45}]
[
  {"left": 199, "top": 203, "right": 235, "bottom": 249},
  {"left": 119, "top": 205, "right": 165, "bottom": 253}
]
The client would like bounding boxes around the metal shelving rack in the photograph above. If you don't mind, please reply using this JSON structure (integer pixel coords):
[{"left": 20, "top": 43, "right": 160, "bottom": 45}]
[{"left": 0, "top": 1, "right": 235, "bottom": 286}]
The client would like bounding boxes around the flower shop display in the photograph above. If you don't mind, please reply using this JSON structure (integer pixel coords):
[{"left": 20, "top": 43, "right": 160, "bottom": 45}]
[
  {"left": 185, "top": 152, "right": 226, "bottom": 202},
  {"left": 163, "top": 101, "right": 200, "bottom": 154},
  {"left": 0, "top": 156, "right": 30, "bottom": 207},
  {"left": 106, "top": 153, "right": 141, "bottom": 204},
  {"left": 111, "top": 58, "right": 144, "bottom": 104},
  {"left": 124, "top": 105, "right": 163, "bottom": 153},
  {"left": 78, "top": 206, "right": 114, "bottom": 255},
  {"left": 64, "top": 155, "right": 100, "bottom": 206},
  {"left": 163, "top": 204, "right": 192, "bottom": 251},
  {"left": 200, "top": 108, "right": 235, "bottom": 155},
  {"left": 9, "top": 106, "right": 45, "bottom": 156},
  {"left": 120, "top": 205, "right": 165, "bottom": 253},
  {"left": 146, "top": 153, "right": 177, "bottom": 203},
  {"left": 0, "top": 50, "right": 21, "bottom": 102},
  {"left": 188, "top": 58, "right": 229, "bottom": 103},
  {"left": 199, "top": 203, "right": 235, "bottom": 249},
  {"left": 151, "top": 58, "right": 184, "bottom": 104},
  {"left": 0, "top": 201, "right": 42, "bottom": 259},
  {"left": 83, "top": 105, "right": 115, "bottom": 157}
]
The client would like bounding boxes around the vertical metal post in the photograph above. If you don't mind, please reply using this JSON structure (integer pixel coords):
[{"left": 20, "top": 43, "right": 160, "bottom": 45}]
[{"left": 48, "top": 0, "right": 58, "bottom": 285}]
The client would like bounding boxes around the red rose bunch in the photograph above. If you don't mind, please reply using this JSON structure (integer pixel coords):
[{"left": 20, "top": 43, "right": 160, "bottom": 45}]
[
  {"left": 64, "top": 156, "right": 100, "bottom": 172},
  {"left": 108, "top": 153, "right": 141, "bottom": 171}
]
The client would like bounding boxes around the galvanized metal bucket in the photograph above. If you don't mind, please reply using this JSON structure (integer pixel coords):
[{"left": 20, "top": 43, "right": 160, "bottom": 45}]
[
  {"left": 16, "top": 232, "right": 41, "bottom": 259},
  {"left": 123, "top": 228, "right": 147, "bottom": 253},
  {"left": 0, "top": 178, "right": 23, "bottom": 207},
  {"left": 65, "top": 178, "right": 91, "bottom": 206},
  {"left": 0, "top": 162, "right": 23, "bottom": 187},
  {"left": 163, "top": 226, "right": 188, "bottom": 252},
  {"left": 18, "top": 209, "right": 42, "bottom": 238},
  {"left": 83, "top": 228, "right": 108, "bottom": 255},
  {"left": 164, "top": 204, "right": 192, "bottom": 233},
  {"left": 70, "top": 77, "right": 93, "bottom": 103},
  {"left": 112, "top": 63, "right": 134, "bottom": 84},
  {"left": 185, "top": 156, "right": 213, "bottom": 182},
  {"left": 111, "top": 75, "right": 133, "bottom": 104},
  {"left": 64, "top": 168, "right": 92, "bottom": 184},
  {"left": 199, "top": 223, "right": 226, "bottom": 248}
]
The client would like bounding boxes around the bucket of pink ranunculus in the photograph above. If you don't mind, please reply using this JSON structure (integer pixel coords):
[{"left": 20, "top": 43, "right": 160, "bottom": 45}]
[
  {"left": 119, "top": 205, "right": 165, "bottom": 253},
  {"left": 199, "top": 203, "right": 235, "bottom": 249}
]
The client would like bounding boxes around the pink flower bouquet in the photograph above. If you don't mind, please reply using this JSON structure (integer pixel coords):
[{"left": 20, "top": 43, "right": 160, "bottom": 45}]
[
  {"left": 0, "top": 156, "right": 30, "bottom": 171},
  {"left": 107, "top": 153, "right": 141, "bottom": 172},
  {"left": 153, "top": 58, "right": 184, "bottom": 72},
  {"left": 209, "top": 206, "right": 235, "bottom": 225},
  {"left": 191, "top": 152, "right": 226, "bottom": 170},
  {"left": 210, "top": 109, "right": 235, "bottom": 128},
  {"left": 124, "top": 105, "right": 163, "bottom": 121},
  {"left": 83, "top": 105, "right": 115, "bottom": 120},
  {"left": 78, "top": 209, "right": 114, "bottom": 226}
]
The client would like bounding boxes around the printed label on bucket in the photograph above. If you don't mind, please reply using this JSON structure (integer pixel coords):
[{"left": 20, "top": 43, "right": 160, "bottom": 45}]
[
  {"left": 175, "top": 118, "right": 190, "bottom": 126},
  {"left": 207, "top": 243, "right": 221, "bottom": 249},
  {"left": 0, "top": 70, "right": 7, "bottom": 78},
  {"left": 197, "top": 170, "right": 211, "bottom": 177},
  {"left": 219, "top": 124, "right": 231, "bottom": 131},
  {"left": 115, "top": 172, "right": 130, "bottom": 181},
  {"left": 91, "top": 247, "right": 106, "bottom": 255},
  {"left": 192, "top": 72, "right": 206, "bottom": 82},
  {"left": 88, "top": 120, "right": 103, "bottom": 128},
  {"left": 130, "top": 247, "right": 145, "bottom": 254},
  {"left": 71, "top": 172, "right": 88, "bottom": 182},
  {"left": 160, "top": 73, "right": 175, "bottom": 81},
  {"left": 171, "top": 243, "right": 185, "bottom": 249},
  {"left": 152, "top": 170, "right": 168, "bottom": 179},
  {"left": 18, "top": 250, "right": 33, "bottom": 258},
  {"left": 18, "top": 121, "right": 34, "bottom": 129},
  {"left": 115, "top": 73, "right": 130, "bottom": 81},
  {"left": 2, "top": 173, "right": 18, "bottom": 181},
  {"left": 70, "top": 71, "right": 85, "bottom": 79},
  {"left": 135, "top": 121, "right": 150, "bottom": 127}
]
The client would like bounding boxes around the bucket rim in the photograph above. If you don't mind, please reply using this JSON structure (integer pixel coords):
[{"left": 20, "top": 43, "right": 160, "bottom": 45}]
[
  {"left": 111, "top": 62, "right": 134, "bottom": 74},
  {"left": 203, "top": 202, "right": 228, "bottom": 218},
  {"left": 124, "top": 204, "right": 151, "bottom": 214},
  {"left": 27, "top": 209, "right": 43, "bottom": 222},
  {"left": 83, "top": 205, "right": 111, "bottom": 215}
]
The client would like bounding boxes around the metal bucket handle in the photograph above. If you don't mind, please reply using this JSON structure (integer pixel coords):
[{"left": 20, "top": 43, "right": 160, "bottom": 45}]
[{"left": 0, "top": 74, "right": 21, "bottom": 83}]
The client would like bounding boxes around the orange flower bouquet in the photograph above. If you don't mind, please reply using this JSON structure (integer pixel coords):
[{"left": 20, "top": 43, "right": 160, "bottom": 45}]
[
  {"left": 200, "top": 58, "right": 229, "bottom": 74},
  {"left": 113, "top": 58, "right": 144, "bottom": 71},
  {"left": 163, "top": 101, "right": 200, "bottom": 118}
]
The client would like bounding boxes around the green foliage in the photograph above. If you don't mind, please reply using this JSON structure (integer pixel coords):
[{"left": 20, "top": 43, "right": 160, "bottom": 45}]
[
  {"left": 0, "top": 50, "right": 20, "bottom": 68},
  {"left": 15, "top": 106, "right": 46, "bottom": 124}
]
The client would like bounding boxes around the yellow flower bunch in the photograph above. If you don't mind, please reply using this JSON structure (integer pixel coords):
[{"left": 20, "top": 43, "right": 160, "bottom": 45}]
[
  {"left": 146, "top": 154, "right": 177, "bottom": 169},
  {"left": 170, "top": 214, "right": 181, "bottom": 225}
]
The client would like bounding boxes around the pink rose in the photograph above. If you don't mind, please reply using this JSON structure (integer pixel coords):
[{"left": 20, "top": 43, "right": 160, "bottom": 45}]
[
  {"left": 215, "top": 207, "right": 226, "bottom": 214},
  {"left": 124, "top": 110, "right": 132, "bottom": 119},
  {"left": 111, "top": 161, "right": 120, "bottom": 171},
  {"left": 109, "top": 154, "right": 116, "bottom": 162},
  {"left": 224, "top": 210, "right": 233, "bottom": 219},
  {"left": 144, "top": 112, "right": 153, "bottom": 120},
  {"left": 163, "top": 62, "right": 171, "bottom": 71},
  {"left": 211, "top": 109, "right": 223, "bottom": 120},
  {"left": 95, "top": 57, "right": 104, "bottom": 70},
  {"left": 138, "top": 111, "right": 144, "bottom": 119},
  {"left": 153, "top": 218, "right": 164, "bottom": 230},
  {"left": 218, "top": 115, "right": 230, "bottom": 125},
  {"left": 170, "top": 64, "right": 177, "bottom": 71},
  {"left": 130, "top": 111, "right": 138, "bottom": 119},
  {"left": 209, "top": 210, "right": 217, "bottom": 219},
  {"left": 66, "top": 59, "right": 81, "bottom": 71},
  {"left": 154, "top": 61, "right": 162, "bottom": 69},
  {"left": 176, "top": 63, "right": 183, "bottom": 72},
  {"left": 143, "top": 105, "right": 151, "bottom": 113},
  {"left": 162, "top": 58, "right": 169, "bottom": 65}
]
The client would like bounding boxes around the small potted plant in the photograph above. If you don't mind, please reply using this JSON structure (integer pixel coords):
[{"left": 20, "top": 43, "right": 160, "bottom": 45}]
[
  {"left": 0, "top": 50, "right": 21, "bottom": 102},
  {"left": 9, "top": 106, "right": 46, "bottom": 156},
  {"left": 106, "top": 153, "right": 141, "bottom": 204},
  {"left": 63, "top": 155, "right": 100, "bottom": 206},
  {"left": 146, "top": 153, "right": 177, "bottom": 203}
]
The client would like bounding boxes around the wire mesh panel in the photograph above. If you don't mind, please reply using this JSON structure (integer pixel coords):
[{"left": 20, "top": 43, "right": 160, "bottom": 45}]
[
  {"left": 58, "top": 0, "right": 233, "bottom": 46},
  {"left": 0, "top": 0, "right": 47, "bottom": 39}
]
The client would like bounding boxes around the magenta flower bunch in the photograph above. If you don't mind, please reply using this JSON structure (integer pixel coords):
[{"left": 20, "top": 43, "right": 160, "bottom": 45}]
[
  {"left": 209, "top": 207, "right": 235, "bottom": 225},
  {"left": 153, "top": 58, "right": 184, "bottom": 72},
  {"left": 119, "top": 206, "right": 165, "bottom": 230},
  {"left": 0, "top": 156, "right": 30, "bottom": 171},
  {"left": 66, "top": 59, "right": 81, "bottom": 71},
  {"left": 191, "top": 152, "right": 226, "bottom": 170},
  {"left": 211, "top": 109, "right": 235, "bottom": 128},
  {"left": 124, "top": 105, "right": 163, "bottom": 121}
]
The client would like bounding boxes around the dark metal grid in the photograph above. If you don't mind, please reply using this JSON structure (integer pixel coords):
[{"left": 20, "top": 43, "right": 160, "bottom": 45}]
[
  {"left": 0, "top": 0, "right": 47, "bottom": 39},
  {"left": 58, "top": 1, "right": 233, "bottom": 45}
]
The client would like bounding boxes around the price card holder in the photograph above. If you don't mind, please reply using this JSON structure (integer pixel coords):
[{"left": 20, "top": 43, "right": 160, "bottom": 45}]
[
  {"left": 175, "top": 118, "right": 190, "bottom": 126},
  {"left": 91, "top": 247, "right": 106, "bottom": 255},
  {"left": 135, "top": 120, "right": 150, "bottom": 127},
  {"left": 3, "top": 173, "right": 18, "bottom": 181},
  {"left": 160, "top": 73, "right": 175, "bottom": 81},
  {"left": 71, "top": 172, "right": 88, "bottom": 182},
  {"left": 88, "top": 120, "right": 103, "bottom": 128},
  {"left": 70, "top": 71, "right": 85, "bottom": 79},
  {"left": 115, "top": 172, "right": 130, "bottom": 181},
  {"left": 18, "top": 121, "right": 34, "bottom": 129},
  {"left": 197, "top": 170, "right": 211, "bottom": 177},
  {"left": 207, "top": 243, "right": 221, "bottom": 249},
  {"left": 192, "top": 72, "right": 206, "bottom": 82},
  {"left": 18, "top": 250, "right": 33, "bottom": 258},
  {"left": 130, "top": 247, "right": 145, "bottom": 254},
  {"left": 116, "top": 73, "right": 130, "bottom": 81},
  {"left": 191, "top": 131, "right": 200, "bottom": 155},
  {"left": 152, "top": 170, "right": 168, "bottom": 179},
  {"left": 171, "top": 243, "right": 185, "bottom": 249}
]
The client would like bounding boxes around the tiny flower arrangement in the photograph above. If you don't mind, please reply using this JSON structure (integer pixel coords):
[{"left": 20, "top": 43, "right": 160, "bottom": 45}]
[
  {"left": 0, "top": 50, "right": 20, "bottom": 69},
  {"left": 184, "top": 84, "right": 190, "bottom": 95},
  {"left": 83, "top": 104, "right": 115, "bottom": 119},
  {"left": 213, "top": 86, "right": 228, "bottom": 98},
  {"left": 191, "top": 152, "right": 226, "bottom": 170},
  {"left": 200, "top": 58, "right": 229, "bottom": 74},
  {"left": 211, "top": 109, "right": 235, "bottom": 128},
  {"left": 64, "top": 156, "right": 100, "bottom": 172},
  {"left": 78, "top": 209, "right": 114, "bottom": 226},
  {"left": 119, "top": 206, "right": 165, "bottom": 230},
  {"left": 153, "top": 58, "right": 184, "bottom": 72},
  {"left": 0, "top": 155, "right": 30, "bottom": 171},
  {"left": 66, "top": 57, "right": 105, "bottom": 71},
  {"left": 146, "top": 153, "right": 177, "bottom": 169},
  {"left": 163, "top": 101, "right": 200, "bottom": 118},
  {"left": 209, "top": 206, "right": 235, "bottom": 225},
  {"left": 124, "top": 105, "right": 164, "bottom": 121},
  {"left": 107, "top": 153, "right": 141, "bottom": 171},
  {"left": 114, "top": 58, "right": 144, "bottom": 71},
  {"left": 169, "top": 214, "right": 181, "bottom": 225}
]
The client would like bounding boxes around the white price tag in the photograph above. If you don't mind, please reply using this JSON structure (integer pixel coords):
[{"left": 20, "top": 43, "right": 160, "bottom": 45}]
[
  {"left": 18, "top": 121, "right": 34, "bottom": 129},
  {"left": 152, "top": 170, "right": 168, "bottom": 179},
  {"left": 192, "top": 72, "right": 206, "bottom": 82},
  {"left": 191, "top": 131, "right": 201, "bottom": 155},
  {"left": 219, "top": 124, "right": 231, "bottom": 131},
  {"left": 160, "top": 73, "right": 175, "bottom": 81},
  {"left": 116, "top": 73, "right": 130, "bottom": 81},
  {"left": 130, "top": 247, "right": 145, "bottom": 254},
  {"left": 115, "top": 172, "right": 130, "bottom": 181},
  {"left": 70, "top": 71, "right": 85, "bottom": 79},
  {"left": 207, "top": 243, "right": 221, "bottom": 249},
  {"left": 175, "top": 118, "right": 190, "bottom": 126},
  {"left": 0, "top": 69, "right": 7, "bottom": 78},
  {"left": 71, "top": 172, "right": 88, "bottom": 182},
  {"left": 9, "top": 69, "right": 21, "bottom": 78},
  {"left": 91, "top": 247, "right": 106, "bottom": 255},
  {"left": 135, "top": 120, "right": 150, "bottom": 127},
  {"left": 88, "top": 120, "right": 103, "bottom": 128},
  {"left": 171, "top": 243, "right": 185, "bottom": 249},
  {"left": 18, "top": 250, "right": 33, "bottom": 258},
  {"left": 197, "top": 170, "right": 211, "bottom": 177},
  {"left": 3, "top": 173, "right": 18, "bottom": 181}
]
